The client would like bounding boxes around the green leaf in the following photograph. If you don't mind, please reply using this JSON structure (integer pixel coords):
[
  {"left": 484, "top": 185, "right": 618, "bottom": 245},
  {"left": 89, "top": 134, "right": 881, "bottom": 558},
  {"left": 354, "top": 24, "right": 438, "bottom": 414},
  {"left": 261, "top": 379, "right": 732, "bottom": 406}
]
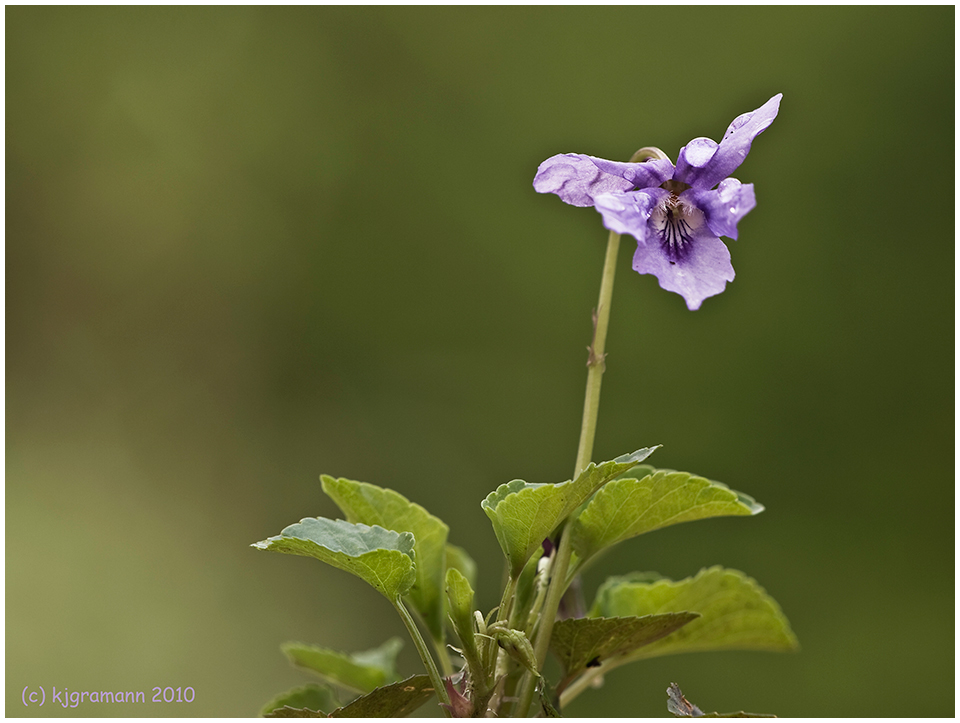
[
  {"left": 481, "top": 479, "right": 566, "bottom": 577},
  {"left": 261, "top": 683, "right": 338, "bottom": 717},
  {"left": 591, "top": 566, "right": 799, "bottom": 659},
  {"left": 445, "top": 543, "right": 477, "bottom": 591},
  {"left": 444, "top": 568, "right": 475, "bottom": 645},
  {"left": 550, "top": 613, "right": 700, "bottom": 680},
  {"left": 571, "top": 470, "right": 763, "bottom": 561},
  {"left": 445, "top": 568, "right": 484, "bottom": 680},
  {"left": 265, "top": 706, "right": 328, "bottom": 718},
  {"left": 481, "top": 447, "right": 658, "bottom": 576},
  {"left": 252, "top": 517, "right": 416, "bottom": 602},
  {"left": 348, "top": 637, "right": 404, "bottom": 678},
  {"left": 321, "top": 476, "right": 449, "bottom": 640},
  {"left": 328, "top": 674, "right": 436, "bottom": 717},
  {"left": 615, "top": 463, "right": 655, "bottom": 481},
  {"left": 561, "top": 448, "right": 660, "bottom": 519},
  {"left": 282, "top": 638, "right": 403, "bottom": 694}
]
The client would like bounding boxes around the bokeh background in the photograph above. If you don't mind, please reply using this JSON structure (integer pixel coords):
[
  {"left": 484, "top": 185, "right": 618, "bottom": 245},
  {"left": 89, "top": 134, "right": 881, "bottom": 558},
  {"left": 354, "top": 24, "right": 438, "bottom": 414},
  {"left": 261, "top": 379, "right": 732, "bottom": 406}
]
[{"left": 6, "top": 6, "right": 954, "bottom": 718}]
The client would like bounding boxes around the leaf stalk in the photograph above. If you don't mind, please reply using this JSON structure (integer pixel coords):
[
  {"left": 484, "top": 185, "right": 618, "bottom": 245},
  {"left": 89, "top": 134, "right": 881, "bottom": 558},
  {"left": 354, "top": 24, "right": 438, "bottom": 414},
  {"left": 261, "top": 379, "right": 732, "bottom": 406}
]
[{"left": 393, "top": 598, "right": 452, "bottom": 713}]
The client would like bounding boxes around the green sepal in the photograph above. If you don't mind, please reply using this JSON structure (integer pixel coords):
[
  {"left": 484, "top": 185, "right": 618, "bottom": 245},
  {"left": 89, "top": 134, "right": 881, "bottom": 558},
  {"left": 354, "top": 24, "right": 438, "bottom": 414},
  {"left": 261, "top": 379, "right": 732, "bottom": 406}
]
[
  {"left": 550, "top": 612, "right": 699, "bottom": 681},
  {"left": 252, "top": 517, "right": 416, "bottom": 602},
  {"left": 321, "top": 476, "right": 449, "bottom": 640},
  {"left": 261, "top": 683, "right": 338, "bottom": 717},
  {"left": 481, "top": 447, "right": 658, "bottom": 576},
  {"left": 281, "top": 638, "right": 403, "bottom": 694},
  {"left": 329, "top": 674, "right": 436, "bottom": 717},
  {"left": 571, "top": 469, "right": 763, "bottom": 562},
  {"left": 591, "top": 566, "right": 799, "bottom": 659}
]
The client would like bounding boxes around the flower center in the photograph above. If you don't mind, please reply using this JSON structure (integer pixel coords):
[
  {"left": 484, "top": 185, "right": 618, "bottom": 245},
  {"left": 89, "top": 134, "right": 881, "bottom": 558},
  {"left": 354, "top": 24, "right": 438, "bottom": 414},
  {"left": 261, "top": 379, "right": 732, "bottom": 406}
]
[{"left": 651, "top": 193, "right": 697, "bottom": 263}]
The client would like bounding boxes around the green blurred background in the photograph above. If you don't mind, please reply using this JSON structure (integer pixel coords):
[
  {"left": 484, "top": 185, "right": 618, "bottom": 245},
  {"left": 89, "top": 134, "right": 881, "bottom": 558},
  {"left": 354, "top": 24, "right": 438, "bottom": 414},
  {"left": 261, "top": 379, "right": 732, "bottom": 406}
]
[{"left": 6, "top": 6, "right": 954, "bottom": 717}]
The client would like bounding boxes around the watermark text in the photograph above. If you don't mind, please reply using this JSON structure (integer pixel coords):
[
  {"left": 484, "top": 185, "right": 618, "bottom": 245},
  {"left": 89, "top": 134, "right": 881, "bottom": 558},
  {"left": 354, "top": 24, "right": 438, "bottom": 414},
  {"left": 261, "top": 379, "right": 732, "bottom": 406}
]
[{"left": 22, "top": 685, "right": 195, "bottom": 708}]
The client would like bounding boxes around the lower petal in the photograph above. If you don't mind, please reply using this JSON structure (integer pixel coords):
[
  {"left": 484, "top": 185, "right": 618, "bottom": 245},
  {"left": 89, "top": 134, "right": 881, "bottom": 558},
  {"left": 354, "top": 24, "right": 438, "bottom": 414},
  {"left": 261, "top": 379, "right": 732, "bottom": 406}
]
[{"left": 632, "top": 229, "right": 735, "bottom": 310}]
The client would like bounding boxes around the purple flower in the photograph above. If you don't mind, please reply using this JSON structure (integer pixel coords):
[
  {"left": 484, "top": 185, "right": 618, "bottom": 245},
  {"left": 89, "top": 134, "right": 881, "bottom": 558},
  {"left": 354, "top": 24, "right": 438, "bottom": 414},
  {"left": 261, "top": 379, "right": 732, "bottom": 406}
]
[{"left": 533, "top": 94, "right": 782, "bottom": 310}]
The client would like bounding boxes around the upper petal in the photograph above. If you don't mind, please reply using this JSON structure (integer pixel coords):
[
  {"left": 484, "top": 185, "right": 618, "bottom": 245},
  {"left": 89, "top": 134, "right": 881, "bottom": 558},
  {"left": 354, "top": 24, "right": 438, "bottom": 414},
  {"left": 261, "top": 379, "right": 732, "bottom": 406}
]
[
  {"left": 689, "top": 178, "right": 756, "bottom": 240},
  {"left": 533, "top": 154, "right": 673, "bottom": 207},
  {"left": 675, "top": 137, "right": 719, "bottom": 182},
  {"left": 675, "top": 94, "right": 782, "bottom": 191},
  {"left": 588, "top": 156, "right": 675, "bottom": 191}
]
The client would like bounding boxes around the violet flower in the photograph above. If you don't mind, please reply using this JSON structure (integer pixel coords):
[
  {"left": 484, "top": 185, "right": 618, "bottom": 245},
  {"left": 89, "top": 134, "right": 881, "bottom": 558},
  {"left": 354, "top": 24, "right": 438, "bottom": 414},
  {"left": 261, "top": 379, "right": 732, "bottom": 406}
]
[{"left": 533, "top": 94, "right": 781, "bottom": 310}]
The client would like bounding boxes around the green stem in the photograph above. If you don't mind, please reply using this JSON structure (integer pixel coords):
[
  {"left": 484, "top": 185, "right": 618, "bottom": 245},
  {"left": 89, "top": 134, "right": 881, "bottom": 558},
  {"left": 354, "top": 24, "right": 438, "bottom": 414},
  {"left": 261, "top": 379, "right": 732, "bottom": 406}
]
[
  {"left": 486, "top": 574, "right": 519, "bottom": 692},
  {"left": 557, "top": 661, "right": 611, "bottom": 708},
  {"left": 393, "top": 598, "right": 451, "bottom": 711},
  {"left": 496, "top": 574, "right": 519, "bottom": 625},
  {"left": 574, "top": 228, "right": 621, "bottom": 475},
  {"left": 515, "top": 228, "right": 622, "bottom": 717},
  {"left": 513, "top": 527, "right": 573, "bottom": 716}
]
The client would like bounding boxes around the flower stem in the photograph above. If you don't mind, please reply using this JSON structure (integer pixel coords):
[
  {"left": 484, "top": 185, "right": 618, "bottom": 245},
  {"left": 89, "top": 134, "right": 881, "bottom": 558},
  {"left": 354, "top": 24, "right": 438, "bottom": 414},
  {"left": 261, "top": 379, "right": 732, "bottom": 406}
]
[
  {"left": 574, "top": 228, "right": 621, "bottom": 475},
  {"left": 514, "top": 228, "right": 622, "bottom": 717},
  {"left": 393, "top": 598, "right": 451, "bottom": 711}
]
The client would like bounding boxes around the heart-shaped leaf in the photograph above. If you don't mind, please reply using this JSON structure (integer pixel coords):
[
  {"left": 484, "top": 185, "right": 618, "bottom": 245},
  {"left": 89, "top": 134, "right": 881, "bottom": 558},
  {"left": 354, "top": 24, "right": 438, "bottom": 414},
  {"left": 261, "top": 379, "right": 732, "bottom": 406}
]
[
  {"left": 560, "top": 448, "right": 660, "bottom": 519},
  {"left": 482, "top": 447, "right": 658, "bottom": 576},
  {"left": 282, "top": 638, "right": 403, "bottom": 694},
  {"left": 571, "top": 470, "right": 763, "bottom": 562},
  {"left": 550, "top": 613, "right": 700, "bottom": 681},
  {"left": 321, "top": 476, "right": 449, "bottom": 639},
  {"left": 591, "top": 566, "right": 798, "bottom": 659},
  {"left": 481, "top": 480, "right": 566, "bottom": 577},
  {"left": 253, "top": 517, "right": 416, "bottom": 602},
  {"left": 261, "top": 683, "right": 338, "bottom": 717}
]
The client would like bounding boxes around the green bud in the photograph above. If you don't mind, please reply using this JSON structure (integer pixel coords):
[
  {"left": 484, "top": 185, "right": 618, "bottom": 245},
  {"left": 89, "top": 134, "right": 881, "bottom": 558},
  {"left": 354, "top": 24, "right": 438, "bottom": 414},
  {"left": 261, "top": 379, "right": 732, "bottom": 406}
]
[{"left": 491, "top": 626, "right": 540, "bottom": 677}]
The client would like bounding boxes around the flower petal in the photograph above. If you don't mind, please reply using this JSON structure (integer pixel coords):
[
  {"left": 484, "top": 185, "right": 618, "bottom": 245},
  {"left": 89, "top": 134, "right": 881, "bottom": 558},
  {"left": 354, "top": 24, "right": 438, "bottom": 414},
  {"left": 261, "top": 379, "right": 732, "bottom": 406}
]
[
  {"left": 632, "top": 224, "right": 735, "bottom": 310},
  {"left": 676, "top": 94, "right": 782, "bottom": 191},
  {"left": 689, "top": 179, "right": 756, "bottom": 240},
  {"left": 593, "top": 189, "right": 667, "bottom": 242},
  {"left": 533, "top": 154, "right": 673, "bottom": 207},
  {"left": 588, "top": 157, "right": 674, "bottom": 190},
  {"left": 675, "top": 137, "right": 719, "bottom": 181}
]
